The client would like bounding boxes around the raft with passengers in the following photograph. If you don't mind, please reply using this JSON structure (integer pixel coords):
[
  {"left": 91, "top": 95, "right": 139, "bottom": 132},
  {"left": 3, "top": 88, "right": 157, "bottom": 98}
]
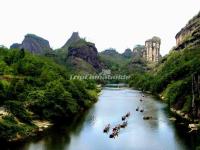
[{"left": 103, "top": 112, "right": 131, "bottom": 139}]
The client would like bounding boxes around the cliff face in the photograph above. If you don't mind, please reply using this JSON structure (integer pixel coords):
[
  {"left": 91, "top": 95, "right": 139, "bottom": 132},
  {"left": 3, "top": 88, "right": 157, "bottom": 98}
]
[
  {"left": 144, "top": 37, "right": 161, "bottom": 63},
  {"left": 67, "top": 39, "right": 103, "bottom": 72},
  {"left": 175, "top": 11, "right": 200, "bottom": 50},
  {"left": 54, "top": 32, "right": 81, "bottom": 64},
  {"left": 10, "top": 34, "right": 53, "bottom": 55}
]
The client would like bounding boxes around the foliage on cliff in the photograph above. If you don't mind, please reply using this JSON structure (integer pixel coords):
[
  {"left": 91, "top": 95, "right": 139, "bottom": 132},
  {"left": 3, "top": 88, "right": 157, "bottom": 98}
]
[
  {"left": 0, "top": 47, "right": 98, "bottom": 141},
  {"left": 129, "top": 47, "right": 200, "bottom": 117},
  {"left": 175, "top": 11, "right": 200, "bottom": 50}
]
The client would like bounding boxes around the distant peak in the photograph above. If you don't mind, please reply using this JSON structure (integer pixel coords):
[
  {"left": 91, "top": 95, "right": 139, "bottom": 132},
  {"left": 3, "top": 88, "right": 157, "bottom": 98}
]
[
  {"left": 69, "top": 32, "right": 80, "bottom": 40},
  {"left": 62, "top": 32, "right": 81, "bottom": 49},
  {"left": 25, "top": 34, "right": 40, "bottom": 38},
  {"left": 122, "top": 48, "right": 133, "bottom": 58},
  {"left": 25, "top": 33, "right": 37, "bottom": 37},
  {"left": 71, "top": 32, "right": 79, "bottom": 37},
  {"left": 124, "top": 48, "right": 132, "bottom": 52},
  {"left": 101, "top": 48, "right": 120, "bottom": 56},
  {"left": 10, "top": 33, "right": 52, "bottom": 54},
  {"left": 24, "top": 34, "right": 49, "bottom": 42}
]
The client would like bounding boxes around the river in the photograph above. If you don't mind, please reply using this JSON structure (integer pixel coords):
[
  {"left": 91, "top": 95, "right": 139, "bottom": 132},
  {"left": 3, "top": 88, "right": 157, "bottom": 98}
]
[{"left": 4, "top": 87, "right": 200, "bottom": 150}]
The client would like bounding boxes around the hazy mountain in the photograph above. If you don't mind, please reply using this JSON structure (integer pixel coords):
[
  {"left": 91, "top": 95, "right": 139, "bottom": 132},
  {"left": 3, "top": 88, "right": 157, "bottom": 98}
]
[
  {"left": 122, "top": 48, "right": 132, "bottom": 58},
  {"left": 10, "top": 34, "right": 53, "bottom": 55}
]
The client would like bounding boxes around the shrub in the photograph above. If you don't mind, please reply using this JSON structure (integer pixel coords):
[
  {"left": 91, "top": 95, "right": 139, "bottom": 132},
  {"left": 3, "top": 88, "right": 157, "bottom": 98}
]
[{"left": 5, "top": 101, "right": 32, "bottom": 123}]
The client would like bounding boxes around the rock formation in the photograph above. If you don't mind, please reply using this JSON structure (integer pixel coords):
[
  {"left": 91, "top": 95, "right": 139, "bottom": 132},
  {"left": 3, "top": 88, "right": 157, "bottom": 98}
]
[
  {"left": 175, "top": 11, "right": 200, "bottom": 50},
  {"left": 62, "top": 32, "right": 81, "bottom": 50},
  {"left": 131, "top": 38, "right": 161, "bottom": 64},
  {"left": 67, "top": 39, "right": 103, "bottom": 72},
  {"left": 143, "top": 36, "right": 161, "bottom": 63},
  {"left": 10, "top": 34, "right": 53, "bottom": 55},
  {"left": 54, "top": 32, "right": 81, "bottom": 64}
]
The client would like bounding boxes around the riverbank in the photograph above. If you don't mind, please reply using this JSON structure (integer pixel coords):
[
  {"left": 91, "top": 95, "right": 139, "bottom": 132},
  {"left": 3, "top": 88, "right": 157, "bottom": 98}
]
[
  {"left": 131, "top": 87, "right": 200, "bottom": 132},
  {"left": 10, "top": 87, "right": 196, "bottom": 150},
  {"left": 0, "top": 86, "right": 101, "bottom": 143},
  {"left": 170, "top": 108, "right": 200, "bottom": 132},
  {"left": 159, "top": 93, "right": 200, "bottom": 130}
]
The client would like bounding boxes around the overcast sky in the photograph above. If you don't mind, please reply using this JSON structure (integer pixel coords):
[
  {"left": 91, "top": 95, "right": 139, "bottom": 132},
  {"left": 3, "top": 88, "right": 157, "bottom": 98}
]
[{"left": 0, "top": 0, "right": 199, "bottom": 55}]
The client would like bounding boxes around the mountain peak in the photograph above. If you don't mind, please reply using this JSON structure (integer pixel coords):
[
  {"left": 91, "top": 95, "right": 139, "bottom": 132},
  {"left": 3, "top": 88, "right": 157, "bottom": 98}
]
[
  {"left": 101, "top": 48, "right": 119, "bottom": 56},
  {"left": 62, "top": 32, "right": 81, "bottom": 49},
  {"left": 10, "top": 34, "right": 52, "bottom": 54}
]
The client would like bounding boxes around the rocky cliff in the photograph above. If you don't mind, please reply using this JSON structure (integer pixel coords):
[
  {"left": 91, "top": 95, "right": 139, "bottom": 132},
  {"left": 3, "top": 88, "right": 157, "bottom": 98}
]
[
  {"left": 67, "top": 39, "right": 103, "bottom": 72},
  {"left": 62, "top": 32, "right": 81, "bottom": 50},
  {"left": 175, "top": 11, "right": 200, "bottom": 50},
  {"left": 10, "top": 34, "right": 53, "bottom": 55},
  {"left": 54, "top": 32, "right": 81, "bottom": 64}
]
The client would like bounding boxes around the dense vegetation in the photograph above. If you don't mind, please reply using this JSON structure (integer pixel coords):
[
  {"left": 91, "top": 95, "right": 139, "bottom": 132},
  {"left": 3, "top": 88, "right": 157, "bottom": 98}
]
[
  {"left": 0, "top": 47, "right": 99, "bottom": 141},
  {"left": 99, "top": 48, "right": 131, "bottom": 73},
  {"left": 129, "top": 47, "right": 200, "bottom": 118}
]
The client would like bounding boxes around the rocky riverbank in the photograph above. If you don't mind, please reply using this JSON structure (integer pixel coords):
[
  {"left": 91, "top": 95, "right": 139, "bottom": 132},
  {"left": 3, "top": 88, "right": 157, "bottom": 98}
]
[
  {"left": 140, "top": 92, "right": 200, "bottom": 132},
  {"left": 159, "top": 95, "right": 200, "bottom": 132}
]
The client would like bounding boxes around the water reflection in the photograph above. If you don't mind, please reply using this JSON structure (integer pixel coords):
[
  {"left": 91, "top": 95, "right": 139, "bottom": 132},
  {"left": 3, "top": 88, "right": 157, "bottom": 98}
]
[{"left": 4, "top": 87, "right": 199, "bottom": 150}]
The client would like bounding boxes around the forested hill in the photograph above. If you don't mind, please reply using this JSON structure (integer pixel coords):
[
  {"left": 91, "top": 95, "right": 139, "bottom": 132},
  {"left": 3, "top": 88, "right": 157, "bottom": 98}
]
[
  {"left": 8, "top": 33, "right": 141, "bottom": 75},
  {"left": 0, "top": 47, "right": 99, "bottom": 141},
  {"left": 99, "top": 48, "right": 134, "bottom": 74},
  {"left": 1, "top": 10, "right": 200, "bottom": 143},
  {"left": 129, "top": 11, "right": 200, "bottom": 120}
]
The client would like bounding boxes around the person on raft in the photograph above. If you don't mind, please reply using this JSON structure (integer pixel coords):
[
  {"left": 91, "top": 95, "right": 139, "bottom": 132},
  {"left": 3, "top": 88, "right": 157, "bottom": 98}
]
[
  {"left": 121, "top": 121, "right": 128, "bottom": 128},
  {"left": 103, "top": 124, "right": 110, "bottom": 133},
  {"left": 136, "top": 107, "right": 139, "bottom": 111},
  {"left": 126, "top": 112, "right": 130, "bottom": 117}
]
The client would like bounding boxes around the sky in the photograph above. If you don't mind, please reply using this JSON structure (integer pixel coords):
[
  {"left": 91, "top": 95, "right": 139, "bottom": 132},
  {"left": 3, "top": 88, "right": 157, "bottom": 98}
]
[{"left": 0, "top": 0, "right": 200, "bottom": 55}]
